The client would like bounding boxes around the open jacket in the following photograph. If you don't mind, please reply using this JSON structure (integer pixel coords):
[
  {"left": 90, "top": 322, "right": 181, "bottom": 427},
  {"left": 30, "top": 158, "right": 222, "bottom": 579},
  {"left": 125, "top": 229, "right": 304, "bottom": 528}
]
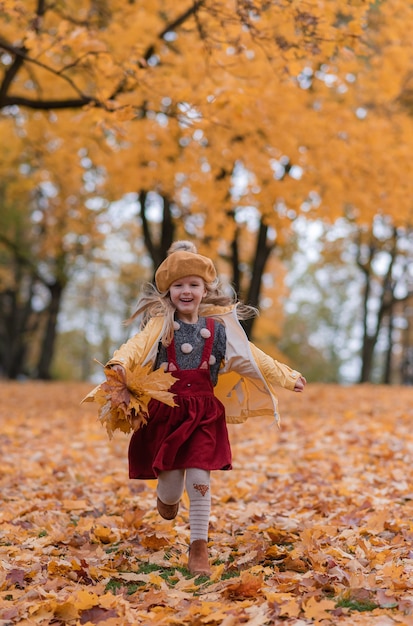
[{"left": 106, "top": 305, "right": 302, "bottom": 425}]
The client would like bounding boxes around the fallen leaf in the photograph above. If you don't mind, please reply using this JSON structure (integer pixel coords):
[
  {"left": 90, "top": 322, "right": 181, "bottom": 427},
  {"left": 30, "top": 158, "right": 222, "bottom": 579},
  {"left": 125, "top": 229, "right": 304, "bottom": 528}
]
[
  {"left": 223, "top": 572, "right": 263, "bottom": 599},
  {"left": 302, "top": 596, "right": 336, "bottom": 620},
  {"left": 140, "top": 533, "right": 170, "bottom": 550},
  {"left": 79, "top": 607, "right": 118, "bottom": 624},
  {"left": 4, "top": 382, "right": 413, "bottom": 625}
]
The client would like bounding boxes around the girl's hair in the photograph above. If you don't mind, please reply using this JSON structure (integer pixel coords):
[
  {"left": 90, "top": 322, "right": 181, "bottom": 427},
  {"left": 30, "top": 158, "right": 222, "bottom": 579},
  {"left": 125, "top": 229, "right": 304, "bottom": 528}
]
[{"left": 125, "top": 241, "right": 258, "bottom": 346}]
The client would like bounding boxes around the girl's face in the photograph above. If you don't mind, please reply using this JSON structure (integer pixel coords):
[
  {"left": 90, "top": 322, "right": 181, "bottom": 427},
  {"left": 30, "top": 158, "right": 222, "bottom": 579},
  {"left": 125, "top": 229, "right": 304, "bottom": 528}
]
[{"left": 169, "top": 275, "right": 207, "bottom": 323}]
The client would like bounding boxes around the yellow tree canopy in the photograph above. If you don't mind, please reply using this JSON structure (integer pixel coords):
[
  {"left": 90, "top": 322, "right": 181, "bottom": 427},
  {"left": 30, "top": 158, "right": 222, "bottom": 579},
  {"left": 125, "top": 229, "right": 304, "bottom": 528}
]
[
  {"left": 299, "top": 0, "right": 413, "bottom": 228},
  {"left": 3, "top": 0, "right": 410, "bottom": 238},
  {"left": 1, "top": 1, "right": 368, "bottom": 109},
  {"left": 2, "top": 0, "right": 412, "bottom": 378},
  {"left": 1, "top": 1, "right": 372, "bottom": 236}
]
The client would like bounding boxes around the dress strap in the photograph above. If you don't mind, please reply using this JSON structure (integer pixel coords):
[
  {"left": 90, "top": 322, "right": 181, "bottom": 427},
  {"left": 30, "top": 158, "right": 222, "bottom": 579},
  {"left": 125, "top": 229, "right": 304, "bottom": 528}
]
[
  {"left": 165, "top": 318, "right": 215, "bottom": 372},
  {"left": 198, "top": 318, "right": 215, "bottom": 370},
  {"left": 166, "top": 333, "right": 178, "bottom": 371}
]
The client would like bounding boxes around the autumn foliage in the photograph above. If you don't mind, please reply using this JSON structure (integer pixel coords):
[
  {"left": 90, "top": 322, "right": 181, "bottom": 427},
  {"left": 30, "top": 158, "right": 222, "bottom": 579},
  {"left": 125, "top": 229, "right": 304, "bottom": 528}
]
[
  {"left": 2, "top": 1, "right": 413, "bottom": 382},
  {"left": 83, "top": 362, "right": 177, "bottom": 438},
  {"left": 2, "top": 382, "right": 413, "bottom": 625}
]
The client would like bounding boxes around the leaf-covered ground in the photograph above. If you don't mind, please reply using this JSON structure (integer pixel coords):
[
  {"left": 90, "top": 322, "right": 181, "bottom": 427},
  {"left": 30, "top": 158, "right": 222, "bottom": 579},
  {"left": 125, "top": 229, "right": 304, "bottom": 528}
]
[{"left": 1, "top": 382, "right": 413, "bottom": 626}]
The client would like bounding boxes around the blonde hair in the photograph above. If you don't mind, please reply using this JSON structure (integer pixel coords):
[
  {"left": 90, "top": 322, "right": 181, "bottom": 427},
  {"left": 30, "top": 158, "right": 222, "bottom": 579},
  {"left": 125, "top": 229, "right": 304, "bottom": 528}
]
[{"left": 125, "top": 242, "right": 257, "bottom": 346}]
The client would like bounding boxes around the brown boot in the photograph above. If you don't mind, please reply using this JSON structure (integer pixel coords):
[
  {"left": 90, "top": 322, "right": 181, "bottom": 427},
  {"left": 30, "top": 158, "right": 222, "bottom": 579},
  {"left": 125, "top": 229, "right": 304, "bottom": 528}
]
[
  {"left": 188, "top": 539, "right": 211, "bottom": 576},
  {"left": 156, "top": 497, "right": 179, "bottom": 520}
]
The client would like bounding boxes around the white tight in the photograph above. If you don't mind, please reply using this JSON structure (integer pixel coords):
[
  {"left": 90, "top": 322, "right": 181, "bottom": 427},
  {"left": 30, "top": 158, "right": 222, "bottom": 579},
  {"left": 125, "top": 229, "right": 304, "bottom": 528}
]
[{"left": 157, "top": 468, "right": 211, "bottom": 542}]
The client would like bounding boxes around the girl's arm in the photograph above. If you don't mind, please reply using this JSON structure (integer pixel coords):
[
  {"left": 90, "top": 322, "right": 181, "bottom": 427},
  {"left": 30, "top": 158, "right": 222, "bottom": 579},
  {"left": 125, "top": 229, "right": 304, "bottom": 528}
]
[
  {"left": 249, "top": 342, "right": 305, "bottom": 391},
  {"left": 106, "top": 317, "right": 163, "bottom": 370},
  {"left": 107, "top": 334, "right": 148, "bottom": 370}
]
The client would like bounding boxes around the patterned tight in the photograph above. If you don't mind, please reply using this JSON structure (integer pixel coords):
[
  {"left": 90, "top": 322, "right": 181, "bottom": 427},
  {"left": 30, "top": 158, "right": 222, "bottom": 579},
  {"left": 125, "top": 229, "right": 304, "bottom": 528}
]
[{"left": 157, "top": 468, "right": 211, "bottom": 542}]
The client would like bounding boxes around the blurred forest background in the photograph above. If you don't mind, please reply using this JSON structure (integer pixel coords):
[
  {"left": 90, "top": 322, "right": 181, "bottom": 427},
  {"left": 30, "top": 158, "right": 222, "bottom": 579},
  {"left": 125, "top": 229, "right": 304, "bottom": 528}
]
[{"left": 1, "top": 0, "right": 413, "bottom": 386}]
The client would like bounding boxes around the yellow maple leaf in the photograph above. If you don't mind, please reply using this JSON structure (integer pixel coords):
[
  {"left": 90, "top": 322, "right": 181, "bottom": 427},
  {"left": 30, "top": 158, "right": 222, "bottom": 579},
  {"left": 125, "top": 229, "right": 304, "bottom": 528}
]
[
  {"left": 209, "top": 562, "right": 226, "bottom": 582},
  {"left": 302, "top": 596, "right": 336, "bottom": 620},
  {"left": 140, "top": 533, "right": 170, "bottom": 550},
  {"left": 148, "top": 572, "right": 167, "bottom": 588},
  {"left": 73, "top": 590, "right": 99, "bottom": 611},
  {"left": 84, "top": 360, "right": 177, "bottom": 439},
  {"left": 92, "top": 526, "right": 118, "bottom": 544},
  {"left": 279, "top": 597, "right": 301, "bottom": 618},
  {"left": 54, "top": 601, "right": 79, "bottom": 621},
  {"left": 126, "top": 361, "right": 177, "bottom": 412}
]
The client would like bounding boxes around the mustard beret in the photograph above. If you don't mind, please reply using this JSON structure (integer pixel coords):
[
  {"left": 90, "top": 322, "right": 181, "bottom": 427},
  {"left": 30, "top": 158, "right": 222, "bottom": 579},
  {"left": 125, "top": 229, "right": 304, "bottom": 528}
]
[{"left": 155, "top": 250, "right": 217, "bottom": 292}]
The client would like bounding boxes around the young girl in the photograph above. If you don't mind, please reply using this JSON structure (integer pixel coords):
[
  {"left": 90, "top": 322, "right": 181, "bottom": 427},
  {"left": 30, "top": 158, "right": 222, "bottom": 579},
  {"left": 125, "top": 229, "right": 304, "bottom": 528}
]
[{"left": 98, "top": 241, "right": 306, "bottom": 576}]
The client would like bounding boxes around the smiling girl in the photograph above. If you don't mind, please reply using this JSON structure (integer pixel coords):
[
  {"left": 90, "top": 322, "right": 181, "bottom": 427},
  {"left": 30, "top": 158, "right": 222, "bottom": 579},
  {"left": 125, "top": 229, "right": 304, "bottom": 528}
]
[{"left": 103, "top": 241, "right": 306, "bottom": 576}]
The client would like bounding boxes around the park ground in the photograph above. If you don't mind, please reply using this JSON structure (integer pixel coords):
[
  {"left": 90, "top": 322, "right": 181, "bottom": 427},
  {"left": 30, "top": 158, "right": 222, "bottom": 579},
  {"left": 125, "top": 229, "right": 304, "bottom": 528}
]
[{"left": 1, "top": 381, "right": 413, "bottom": 625}]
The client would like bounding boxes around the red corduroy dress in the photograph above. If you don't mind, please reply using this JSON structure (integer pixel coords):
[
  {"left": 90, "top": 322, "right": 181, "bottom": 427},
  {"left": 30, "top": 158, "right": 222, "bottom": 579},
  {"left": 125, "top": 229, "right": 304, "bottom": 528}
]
[{"left": 128, "top": 318, "right": 232, "bottom": 479}]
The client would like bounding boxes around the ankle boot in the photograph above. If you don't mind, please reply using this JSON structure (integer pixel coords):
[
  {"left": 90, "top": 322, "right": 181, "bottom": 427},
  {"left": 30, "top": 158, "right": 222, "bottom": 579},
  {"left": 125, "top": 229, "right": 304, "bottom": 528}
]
[
  {"left": 188, "top": 539, "right": 211, "bottom": 576},
  {"left": 156, "top": 497, "right": 179, "bottom": 520}
]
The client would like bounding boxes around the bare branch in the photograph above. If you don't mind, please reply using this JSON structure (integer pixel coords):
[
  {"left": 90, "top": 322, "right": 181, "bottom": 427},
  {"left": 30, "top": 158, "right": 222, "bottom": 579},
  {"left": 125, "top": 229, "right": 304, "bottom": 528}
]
[
  {"left": 157, "top": 0, "right": 205, "bottom": 41},
  {"left": 0, "top": 47, "right": 25, "bottom": 103},
  {"left": 0, "top": 39, "right": 102, "bottom": 104},
  {"left": 1, "top": 94, "right": 95, "bottom": 109},
  {"left": 0, "top": 2, "right": 206, "bottom": 111}
]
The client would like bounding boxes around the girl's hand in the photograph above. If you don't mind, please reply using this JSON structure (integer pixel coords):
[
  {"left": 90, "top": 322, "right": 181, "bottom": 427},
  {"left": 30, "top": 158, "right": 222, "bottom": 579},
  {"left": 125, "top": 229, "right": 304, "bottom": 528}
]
[
  {"left": 111, "top": 364, "right": 126, "bottom": 377},
  {"left": 294, "top": 376, "right": 307, "bottom": 392},
  {"left": 107, "top": 364, "right": 131, "bottom": 406}
]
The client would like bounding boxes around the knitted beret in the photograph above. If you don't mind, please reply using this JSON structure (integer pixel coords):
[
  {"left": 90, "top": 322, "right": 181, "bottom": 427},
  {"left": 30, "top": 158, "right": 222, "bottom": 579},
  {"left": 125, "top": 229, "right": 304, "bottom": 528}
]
[{"left": 155, "top": 250, "right": 217, "bottom": 292}]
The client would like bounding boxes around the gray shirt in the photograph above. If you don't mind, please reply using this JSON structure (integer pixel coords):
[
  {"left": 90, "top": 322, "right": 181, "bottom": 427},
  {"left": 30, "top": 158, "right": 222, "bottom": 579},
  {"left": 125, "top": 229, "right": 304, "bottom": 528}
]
[{"left": 155, "top": 317, "right": 226, "bottom": 386}]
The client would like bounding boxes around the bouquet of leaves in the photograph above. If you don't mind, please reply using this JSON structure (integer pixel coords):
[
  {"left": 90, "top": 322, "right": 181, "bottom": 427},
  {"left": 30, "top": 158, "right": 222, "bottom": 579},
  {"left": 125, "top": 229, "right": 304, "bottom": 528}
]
[{"left": 83, "top": 360, "right": 177, "bottom": 439}]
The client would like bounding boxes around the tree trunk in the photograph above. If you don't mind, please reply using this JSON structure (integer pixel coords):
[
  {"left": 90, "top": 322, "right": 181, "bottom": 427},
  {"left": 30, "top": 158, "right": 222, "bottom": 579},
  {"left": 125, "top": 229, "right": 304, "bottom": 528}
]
[
  {"left": 36, "top": 281, "right": 64, "bottom": 379},
  {"left": 359, "top": 335, "right": 377, "bottom": 383},
  {"left": 230, "top": 235, "right": 241, "bottom": 296},
  {"left": 383, "top": 308, "right": 394, "bottom": 384},
  {"left": 243, "top": 220, "right": 273, "bottom": 338},
  {"left": 0, "top": 270, "right": 41, "bottom": 378},
  {"left": 140, "top": 191, "right": 175, "bottom": 273},
  {"left": 357, "top": 226, "right": 397, "bottom": 383},
  {"left": 359, "top": 264, "right": 373, "bottom": 382}
]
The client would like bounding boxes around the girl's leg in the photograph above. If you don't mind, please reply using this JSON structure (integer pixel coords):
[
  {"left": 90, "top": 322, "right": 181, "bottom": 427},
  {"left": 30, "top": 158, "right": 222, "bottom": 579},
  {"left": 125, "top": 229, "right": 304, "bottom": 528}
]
[
  {"left": 185, "top": 468, "right": 211, "bottom": 542},
  {"left": 157, "top": 469, "right": 185, "bottom": 520},
  {"left": 185, "top": 468, "right": 212, "bottom": 576}
]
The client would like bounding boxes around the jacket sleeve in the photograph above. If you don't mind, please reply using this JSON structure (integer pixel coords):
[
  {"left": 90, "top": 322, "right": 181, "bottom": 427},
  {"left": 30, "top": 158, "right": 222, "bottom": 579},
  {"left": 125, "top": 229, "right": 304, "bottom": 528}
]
[
  {"left": 249, "top": 343, "right": 302, "bottom": 391},
  {"left": 81, "top": 318, "right": 163, "bottom": 406},
  {"left": 106, "top": 318, "right": 163, "bottom": 370}
]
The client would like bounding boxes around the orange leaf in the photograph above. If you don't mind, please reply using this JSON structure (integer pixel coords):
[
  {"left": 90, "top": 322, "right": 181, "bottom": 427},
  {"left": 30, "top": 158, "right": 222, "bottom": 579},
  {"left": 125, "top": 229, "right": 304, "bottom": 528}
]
[
  {"left": 86, "top": 362, "right": 177, "bottom": 438},
  {"left": 101, "top": 367, "right": 130, "bottom": 410},
  {"left": 223, "top": 571, "right": 263, "bottom": 599},
  {"left": 126, "top": 361, "right": 177, "bottom": 409},
  {"left": 140, "top": 533, "right": 170, "bottom": 550},
  {"left": 302, "top": 596, "right": 336, "bottom": 620}
]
